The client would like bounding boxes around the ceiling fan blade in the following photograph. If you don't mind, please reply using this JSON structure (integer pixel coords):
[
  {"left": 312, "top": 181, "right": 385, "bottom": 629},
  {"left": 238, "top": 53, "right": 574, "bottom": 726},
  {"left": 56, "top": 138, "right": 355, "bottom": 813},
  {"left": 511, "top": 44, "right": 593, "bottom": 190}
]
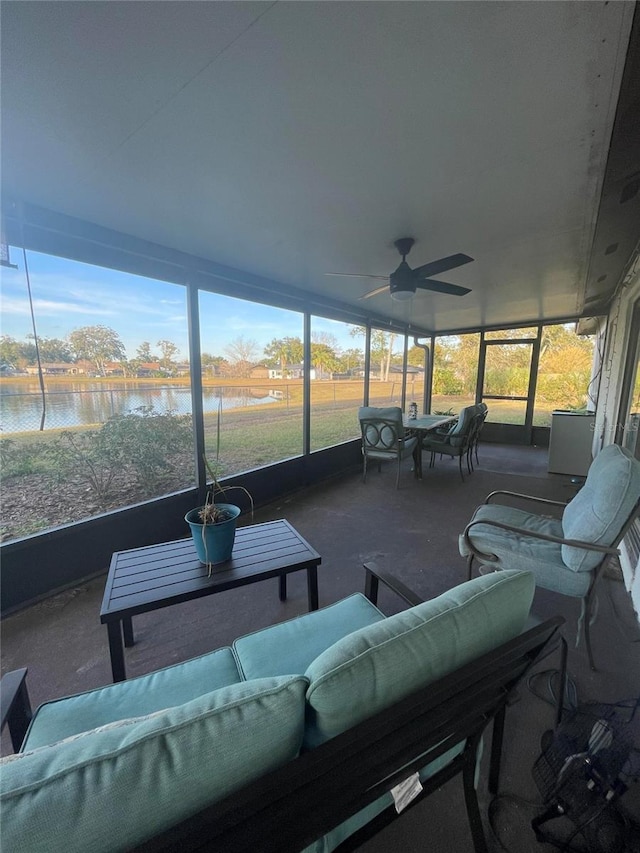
[
  {"left": 359, "top": 284, "right": 390, "bottom": 299},
  {"left": 324, "top": 272, "right": 388, "bottom": 280},
  {"left": 412, "top": 253, "right": 474, "bottom": 278},
  {"left": 415, "top": 279, "right": 471, "bottom": 296}
]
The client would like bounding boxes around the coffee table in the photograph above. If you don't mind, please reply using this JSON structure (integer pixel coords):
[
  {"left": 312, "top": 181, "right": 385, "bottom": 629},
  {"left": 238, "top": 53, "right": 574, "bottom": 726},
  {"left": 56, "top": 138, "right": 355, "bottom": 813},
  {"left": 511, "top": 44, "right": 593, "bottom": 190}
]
[{"left": 100, "top": 519, "right": 321, "bottom": 682}]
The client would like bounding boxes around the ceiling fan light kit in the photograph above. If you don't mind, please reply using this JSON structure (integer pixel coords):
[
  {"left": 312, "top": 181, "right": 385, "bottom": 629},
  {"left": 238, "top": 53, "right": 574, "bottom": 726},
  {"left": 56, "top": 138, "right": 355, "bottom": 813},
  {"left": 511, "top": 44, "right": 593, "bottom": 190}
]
[
  {"left": 325, "top": 237, "right": 474, "bottom": 301},
  {"left": 390, "top": 287, "right": 414, "bottom": 302}
]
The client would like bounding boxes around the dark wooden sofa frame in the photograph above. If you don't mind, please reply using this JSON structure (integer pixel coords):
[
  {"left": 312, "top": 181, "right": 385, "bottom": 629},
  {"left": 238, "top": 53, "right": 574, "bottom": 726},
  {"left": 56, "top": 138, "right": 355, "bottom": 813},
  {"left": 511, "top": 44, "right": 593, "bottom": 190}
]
[{"left": 1, "top": 565, "right": 564, "bottom": 853}]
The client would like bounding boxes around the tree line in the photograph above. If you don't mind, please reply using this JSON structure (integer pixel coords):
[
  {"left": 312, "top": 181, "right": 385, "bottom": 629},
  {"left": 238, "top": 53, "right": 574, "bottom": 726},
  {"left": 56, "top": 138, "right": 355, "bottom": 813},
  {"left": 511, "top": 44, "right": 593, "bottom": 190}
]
[
  {"left": 0, "top": 326, "right": 370, "bottom": 379},
  {"left": 0, "top": 323, "right": 594, "bottom": 406}
]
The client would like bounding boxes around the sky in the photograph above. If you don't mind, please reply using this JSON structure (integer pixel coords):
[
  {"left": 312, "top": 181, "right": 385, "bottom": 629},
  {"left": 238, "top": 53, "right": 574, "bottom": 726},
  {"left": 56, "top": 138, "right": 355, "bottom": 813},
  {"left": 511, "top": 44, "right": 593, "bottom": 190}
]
[{"left": 0, "top": 246, "right": 359, "bottom": 362}]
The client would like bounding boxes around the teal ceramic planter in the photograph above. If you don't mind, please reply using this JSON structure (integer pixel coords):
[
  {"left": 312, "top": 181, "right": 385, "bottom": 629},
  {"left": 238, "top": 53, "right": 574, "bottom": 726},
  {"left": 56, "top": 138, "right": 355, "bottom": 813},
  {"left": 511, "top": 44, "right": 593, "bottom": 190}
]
[{"left": 185, "top": 503, "right": 241, "bottom": 567}]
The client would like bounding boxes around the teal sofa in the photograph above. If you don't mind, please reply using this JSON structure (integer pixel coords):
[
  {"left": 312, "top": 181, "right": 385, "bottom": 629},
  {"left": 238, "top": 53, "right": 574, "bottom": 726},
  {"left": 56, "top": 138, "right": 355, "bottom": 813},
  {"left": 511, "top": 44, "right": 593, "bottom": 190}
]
[{"left": 1, "top": 568, "right": 562, "bottom": 853}]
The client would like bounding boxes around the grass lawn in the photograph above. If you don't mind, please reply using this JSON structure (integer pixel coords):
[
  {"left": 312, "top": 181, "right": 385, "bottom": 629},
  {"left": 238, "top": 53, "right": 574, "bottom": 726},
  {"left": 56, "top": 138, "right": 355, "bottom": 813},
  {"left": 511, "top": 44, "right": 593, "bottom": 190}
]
[{"left": 1, "top": 378, "right": 562, "bottom": 540}]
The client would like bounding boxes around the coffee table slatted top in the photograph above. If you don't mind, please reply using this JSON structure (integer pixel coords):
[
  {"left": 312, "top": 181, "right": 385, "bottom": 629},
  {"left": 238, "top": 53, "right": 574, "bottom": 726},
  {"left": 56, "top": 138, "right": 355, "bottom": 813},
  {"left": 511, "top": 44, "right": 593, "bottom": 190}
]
[{"left": 100, "top": 519, "right": 321, "bottom": 619}]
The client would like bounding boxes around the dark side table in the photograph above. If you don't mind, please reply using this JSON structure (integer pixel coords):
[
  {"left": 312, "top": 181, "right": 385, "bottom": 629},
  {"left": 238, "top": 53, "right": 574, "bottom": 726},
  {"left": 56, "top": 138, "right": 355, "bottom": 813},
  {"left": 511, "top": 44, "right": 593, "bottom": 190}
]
[{"left": 100, "top": 519, "right": 321, "bottom": 682}]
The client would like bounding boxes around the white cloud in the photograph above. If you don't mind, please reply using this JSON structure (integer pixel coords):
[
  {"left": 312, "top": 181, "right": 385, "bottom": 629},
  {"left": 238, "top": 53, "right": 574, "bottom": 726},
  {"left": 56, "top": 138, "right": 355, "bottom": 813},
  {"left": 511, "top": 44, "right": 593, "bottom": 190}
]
[{"left": 0, "top": 295, "right": 114, "bottom": 317}]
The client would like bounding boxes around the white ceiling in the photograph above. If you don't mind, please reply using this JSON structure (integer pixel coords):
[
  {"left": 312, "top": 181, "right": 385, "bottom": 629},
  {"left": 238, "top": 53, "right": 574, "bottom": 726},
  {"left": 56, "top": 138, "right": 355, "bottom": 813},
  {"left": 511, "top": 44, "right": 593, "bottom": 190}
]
[{"left": 2, "top": 1, "right": 639, "bottom": 334}]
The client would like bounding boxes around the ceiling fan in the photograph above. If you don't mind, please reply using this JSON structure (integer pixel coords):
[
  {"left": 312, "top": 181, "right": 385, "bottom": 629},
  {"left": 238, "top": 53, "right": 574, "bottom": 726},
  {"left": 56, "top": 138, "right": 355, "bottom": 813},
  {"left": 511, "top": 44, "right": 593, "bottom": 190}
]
[{"left": 325, "top": 238, "right": 473, "bottom": 302}]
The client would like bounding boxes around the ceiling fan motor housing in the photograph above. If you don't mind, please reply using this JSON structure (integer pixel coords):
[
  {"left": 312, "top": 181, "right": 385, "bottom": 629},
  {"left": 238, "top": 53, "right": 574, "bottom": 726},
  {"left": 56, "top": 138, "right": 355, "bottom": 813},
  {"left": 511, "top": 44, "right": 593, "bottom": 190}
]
[{"left": 389, "top": 260, "right": 416, "bottom": 299}]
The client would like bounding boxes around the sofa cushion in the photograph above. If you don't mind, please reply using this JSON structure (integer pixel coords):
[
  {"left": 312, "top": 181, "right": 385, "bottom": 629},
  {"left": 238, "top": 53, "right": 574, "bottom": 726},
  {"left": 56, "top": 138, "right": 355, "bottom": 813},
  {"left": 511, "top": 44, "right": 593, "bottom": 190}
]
[
  {"left": 304, "top": 571, "right": 534, "bottom": 748},
  {"left": 562, "top": 444, "right": 640, "bottom": 572},
  {"left": 233, "top": 592, "right": 385, "bottom": 679},
  {"left": 23, "top": 646, "right": 242, "bottom": 750},
  {"left": 0, "top": 675, "right": 308, "bottom": 853}
]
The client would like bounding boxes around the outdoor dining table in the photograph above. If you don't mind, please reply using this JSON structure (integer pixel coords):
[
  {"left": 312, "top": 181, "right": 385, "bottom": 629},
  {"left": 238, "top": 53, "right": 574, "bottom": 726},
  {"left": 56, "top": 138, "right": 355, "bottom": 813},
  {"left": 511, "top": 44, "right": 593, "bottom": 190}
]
[{"left": 403, "top": 414, "right": 457, "bottom": 478}]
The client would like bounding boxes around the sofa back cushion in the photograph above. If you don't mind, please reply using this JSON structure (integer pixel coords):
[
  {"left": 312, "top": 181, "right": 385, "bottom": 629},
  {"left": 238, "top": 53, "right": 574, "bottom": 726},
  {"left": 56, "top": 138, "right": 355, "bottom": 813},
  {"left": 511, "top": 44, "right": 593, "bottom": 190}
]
[
  {"left": 562, "top": 444, "right": 640, "bottom": 572},
  {"left": 303, "top": 570, "right": 534, "bottom": 748},
  {"left": 0, "top": 675, "right": 307, "bottom": 853}
]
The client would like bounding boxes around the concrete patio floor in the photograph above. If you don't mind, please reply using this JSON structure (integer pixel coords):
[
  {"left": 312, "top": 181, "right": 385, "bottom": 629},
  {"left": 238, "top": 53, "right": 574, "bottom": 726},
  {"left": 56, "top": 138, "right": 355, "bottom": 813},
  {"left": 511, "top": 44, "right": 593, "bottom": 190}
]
[{"left": 2, "top": 442, "right": 640, "bottom": 851}]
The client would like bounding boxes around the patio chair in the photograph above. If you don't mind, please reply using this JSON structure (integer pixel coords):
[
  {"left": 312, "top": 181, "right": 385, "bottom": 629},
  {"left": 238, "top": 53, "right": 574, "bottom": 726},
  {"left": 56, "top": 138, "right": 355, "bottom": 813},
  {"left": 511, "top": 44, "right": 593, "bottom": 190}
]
[
  {"left": 471, "top": 403, "right": 488, "bottom": 466},
  {"left": 358, "top": 406, "right": 418, "bottom": 489},
  {"left": 459, "top": 443, "right": 640, "bottom": 670},
  {"left": 421, "top": 404, "right": 477, "bottom": 482}
]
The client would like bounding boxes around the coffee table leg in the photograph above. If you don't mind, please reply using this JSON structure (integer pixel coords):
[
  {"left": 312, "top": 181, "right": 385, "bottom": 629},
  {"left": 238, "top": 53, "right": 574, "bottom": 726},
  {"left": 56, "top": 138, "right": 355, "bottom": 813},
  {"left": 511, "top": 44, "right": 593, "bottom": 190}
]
[
  {"left": 307, "top": 566, "right": 319, "bottom": 611},
  {"left": 279, "top": 574, "right": 287, "bottom": 602},
  {"left": 107, "top": 621, "right": 127, "bottom": 683},
  {"left": 123, "top": 616, "right": 134, "bottom": 647}
]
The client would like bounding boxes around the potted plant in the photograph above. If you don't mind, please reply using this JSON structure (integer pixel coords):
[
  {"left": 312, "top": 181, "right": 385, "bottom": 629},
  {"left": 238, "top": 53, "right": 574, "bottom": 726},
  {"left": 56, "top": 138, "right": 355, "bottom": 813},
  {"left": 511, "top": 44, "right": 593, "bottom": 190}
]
[{"left": 185, "top": 404, "right": 253, "bottom": 575}]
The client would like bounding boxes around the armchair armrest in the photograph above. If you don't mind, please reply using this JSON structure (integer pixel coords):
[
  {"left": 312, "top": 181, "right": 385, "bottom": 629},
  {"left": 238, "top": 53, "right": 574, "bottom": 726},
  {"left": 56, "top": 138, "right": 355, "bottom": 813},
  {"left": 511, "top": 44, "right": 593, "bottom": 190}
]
[
  {"left": 363, "top": 561, "right": 424, "bottom": 608},
  {"left": 485, "top": 490, "right": 568, "bottom": 509},
  {"left": 1, "top": 667, "right": 32, "bottom": 753},
  {"left": 462, "top": 518, "right": 620, "bottom": 564}
]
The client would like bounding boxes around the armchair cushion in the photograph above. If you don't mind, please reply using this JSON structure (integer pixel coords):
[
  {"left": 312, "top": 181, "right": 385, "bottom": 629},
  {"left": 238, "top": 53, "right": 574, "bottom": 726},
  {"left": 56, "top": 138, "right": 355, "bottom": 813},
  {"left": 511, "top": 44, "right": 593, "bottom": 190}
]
[
  {"left": 561, "top": 444, "right": 640, "bottom": 572},
  {"left": 0, "top": 675, "right": 308, "bottom": 853},
  {"left": 303, "top": 570, "right": 534, "bottom": 748},
  {"left": 458, "top": 504, "right": 592, "bottom": 596},
  {"left": 23, "top": 646, "right": 242, "bottom": 750}
]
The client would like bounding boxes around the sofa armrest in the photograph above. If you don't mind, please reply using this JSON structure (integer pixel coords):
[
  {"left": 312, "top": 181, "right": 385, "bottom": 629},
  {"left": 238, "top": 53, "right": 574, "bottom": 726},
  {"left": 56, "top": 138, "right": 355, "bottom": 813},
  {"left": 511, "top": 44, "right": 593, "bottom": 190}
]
[
  {"left": 1, "top": 667, "right": 32, "bottom": 753},
  {"left": 485, "top": 490, "right": 568, "bottom": 510},
  {"left": 363, "top": 562, "right": 424, "bottom": 608}
]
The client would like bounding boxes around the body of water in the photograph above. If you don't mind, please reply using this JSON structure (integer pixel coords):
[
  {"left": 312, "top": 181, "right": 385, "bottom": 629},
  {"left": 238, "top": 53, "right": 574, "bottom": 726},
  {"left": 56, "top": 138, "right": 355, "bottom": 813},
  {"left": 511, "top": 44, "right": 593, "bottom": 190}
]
[{"left": 0, "top": 382, "right": 281, "bottom": 434}]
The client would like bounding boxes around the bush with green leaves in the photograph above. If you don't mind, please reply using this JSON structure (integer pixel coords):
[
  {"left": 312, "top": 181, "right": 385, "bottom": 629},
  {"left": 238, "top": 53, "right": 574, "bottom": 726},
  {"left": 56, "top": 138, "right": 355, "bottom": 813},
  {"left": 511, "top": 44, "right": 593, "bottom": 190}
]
[
  {"left": 1, "top": 438, "right": 53, "bottom": 478},
  {"left": 100, "top": 406, "right": 193, "bottom": 489},
  {"left": 46, "top": 407, "right": 193, "bottom": 509}
]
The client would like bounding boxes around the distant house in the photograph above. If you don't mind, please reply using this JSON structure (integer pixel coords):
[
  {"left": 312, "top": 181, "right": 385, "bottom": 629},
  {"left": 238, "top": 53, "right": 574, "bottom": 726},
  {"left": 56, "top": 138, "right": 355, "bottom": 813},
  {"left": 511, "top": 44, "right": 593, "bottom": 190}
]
[
  {"left": 25, "top": 362, "right": 84, "bottom": 375},
  {"left": 251, "top": 364, "right": 320, "bottom": 380},
  {"left": 250, "top": 366, "right": 272, "bottom": 379},
  {"left": 137, "top": 362, "right": 161, "bottom": 376},
  {"left": 390, "top": 365, "right": 424, "bottom": 375},
  {"left": 202, "top": 363, "right": 223, "bottom": 377},
  {"left": 286, "top": 363, "right": 322, "bottom": 380}
]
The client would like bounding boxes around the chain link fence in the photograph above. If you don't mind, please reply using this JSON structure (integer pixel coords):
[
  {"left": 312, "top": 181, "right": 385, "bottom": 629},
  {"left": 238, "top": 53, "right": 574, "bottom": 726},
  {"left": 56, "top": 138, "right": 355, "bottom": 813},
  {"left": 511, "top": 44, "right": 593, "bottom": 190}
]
[{"left": 0, "top": 385, "right": 296, "bottom": 434}]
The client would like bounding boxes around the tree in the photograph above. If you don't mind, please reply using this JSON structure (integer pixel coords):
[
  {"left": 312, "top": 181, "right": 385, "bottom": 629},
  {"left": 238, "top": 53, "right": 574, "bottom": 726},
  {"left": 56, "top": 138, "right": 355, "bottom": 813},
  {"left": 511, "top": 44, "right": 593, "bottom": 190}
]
[
  {"left": 126, "top": 358, "right": 143, "bottom": 378},
  {"left": 263, "top": 336, "right": 303, "bottom": 368},
  {"left": 349, "top": 327, "right": 397, "bottom": 381},
  {"left": 34, "top": 336, "right": 73, "bottom": 363},
  {"left": 338, "top": 347, "right": 364, "bottom": 372},
  {"left": 407, "top": 345, "right": 425, "bottom": 368},
  {"left": 157, "top": 339, "right": 179, "bottom": 372},
  {"left": 311, "top": 330, "right": 339, "bottom": 350},
  {"left": 67, "top": 325, "right": 126, "bottom": 376},
  {"left": 136, "top": 341, "right": 155, "bottom": 362},
  {"left": 310, "top": 343, "right": 339, "bottom": 376},
  {"left": 0, "top": 335, "right": 35, "bottom": 369},
  {"left": 373, "top": 331, "right": 397, "bottom": 381},
  {"left": 224, "top": 336, "right": 260, "bottom": 366},
  {"left": 201, "top": 353, "right": 228, "bottom": 376}
]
